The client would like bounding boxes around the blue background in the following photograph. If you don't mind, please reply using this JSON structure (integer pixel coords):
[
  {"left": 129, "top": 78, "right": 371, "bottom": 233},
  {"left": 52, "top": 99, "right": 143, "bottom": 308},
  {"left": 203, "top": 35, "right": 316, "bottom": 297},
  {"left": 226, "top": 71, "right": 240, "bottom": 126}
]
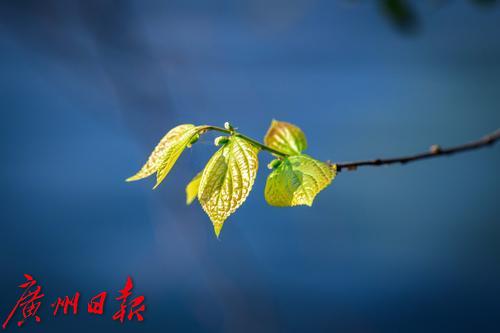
[{"left": 1, "top": 1, "right": 499, "bottom": 332}]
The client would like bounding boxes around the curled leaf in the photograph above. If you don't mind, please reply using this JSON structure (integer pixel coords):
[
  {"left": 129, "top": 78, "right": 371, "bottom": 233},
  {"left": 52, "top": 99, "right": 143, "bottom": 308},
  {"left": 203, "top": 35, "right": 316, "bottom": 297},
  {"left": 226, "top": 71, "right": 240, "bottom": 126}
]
[
  {"left": 185, "top": 171, "right": 203, "bottom": 205},
  {"left": 267, "top": 159, "right": 282, "bottom": 170},
  {"left": 126, "top": 124, "right": 197, "bottom": 182},
  {"left": 198, "top": 137, "right": 259, "bottom": 237},
  {"left": 265, "top": 155, "right": 335, "bottom": 207},
  {"left": 264, "top": 120, "right": 307, "bottom": 155},
  {"left": 187, "top": 133, "right": 200, "bottom": 148},
  {"left": 214, "top": 136, "right": 229, "bottom": 146}
]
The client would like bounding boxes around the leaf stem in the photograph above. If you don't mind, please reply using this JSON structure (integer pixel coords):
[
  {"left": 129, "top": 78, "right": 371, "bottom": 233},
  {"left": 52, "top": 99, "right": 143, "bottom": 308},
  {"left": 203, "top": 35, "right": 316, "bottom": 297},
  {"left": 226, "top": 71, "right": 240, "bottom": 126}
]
[{"left": 203, "top": 125, "right": 289, "bottom": 157}]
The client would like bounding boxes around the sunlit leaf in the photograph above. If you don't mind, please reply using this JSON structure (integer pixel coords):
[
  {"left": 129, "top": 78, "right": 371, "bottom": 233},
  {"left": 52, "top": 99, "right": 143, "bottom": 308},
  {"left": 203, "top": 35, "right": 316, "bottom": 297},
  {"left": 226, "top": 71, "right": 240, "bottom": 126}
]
[
  {"left": 264, "top": 120, "right": 307, "bottom": 155},
  {"left": 126, "top": 124, "right": 197, "bottom": 182},
  {"left": 265, "top": 155, "right": 335, "bottom": 207},
  {"left": 153, "top": 126, "right": 205, "bottom": 189},
  {"left": 185, "top": 171, "right": 203, "bottom": 205},
  {"left": 198, "top": 136, "right": 259, "bottom": 237}
]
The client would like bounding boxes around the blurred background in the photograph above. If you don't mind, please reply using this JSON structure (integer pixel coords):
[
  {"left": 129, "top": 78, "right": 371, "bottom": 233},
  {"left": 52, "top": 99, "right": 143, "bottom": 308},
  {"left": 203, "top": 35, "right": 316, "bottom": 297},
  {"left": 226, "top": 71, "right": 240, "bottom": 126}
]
[{"left": 1, "top": 1, "right": 499, "bottom": 332}]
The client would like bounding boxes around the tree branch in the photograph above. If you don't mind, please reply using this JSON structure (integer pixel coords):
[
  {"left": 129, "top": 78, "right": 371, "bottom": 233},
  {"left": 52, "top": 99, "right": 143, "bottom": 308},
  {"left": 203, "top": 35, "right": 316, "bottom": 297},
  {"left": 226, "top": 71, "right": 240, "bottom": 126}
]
[{"left": 335, "top": 129, "right": 500, "bottom": 172}]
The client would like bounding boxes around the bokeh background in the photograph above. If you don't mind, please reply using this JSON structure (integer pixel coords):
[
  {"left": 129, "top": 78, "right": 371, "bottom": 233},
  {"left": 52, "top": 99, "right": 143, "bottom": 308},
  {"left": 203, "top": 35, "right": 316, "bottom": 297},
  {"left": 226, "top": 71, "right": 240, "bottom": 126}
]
[{"left": 1, "top": 1, "right": 499, "bottom": 332}]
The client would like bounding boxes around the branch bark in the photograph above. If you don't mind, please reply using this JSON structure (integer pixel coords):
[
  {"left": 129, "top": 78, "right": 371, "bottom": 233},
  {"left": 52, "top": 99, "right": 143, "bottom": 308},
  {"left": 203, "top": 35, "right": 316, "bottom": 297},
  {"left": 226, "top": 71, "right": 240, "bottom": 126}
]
[{"left": 335, "top": 129, "right": 500, "bottom": 172}]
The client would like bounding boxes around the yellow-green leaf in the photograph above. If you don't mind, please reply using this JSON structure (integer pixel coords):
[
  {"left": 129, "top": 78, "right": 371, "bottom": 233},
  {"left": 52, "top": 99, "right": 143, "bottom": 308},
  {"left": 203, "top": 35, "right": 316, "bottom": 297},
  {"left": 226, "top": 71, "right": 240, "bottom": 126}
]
[
  {"left": 126, "top": 124, "right": 196, "bottom": 182},
  {"left": 154, "top": 126, "right": 204, "bottom": 189},
  {"left": 264, "top": 120, "right": 307, "bottom": 155},
  {"left": 265, "top": 155, "right": 335, "bottom": 207},
  {"left": 198, "top": 136, "right": 259, "bottom": 237},
  {"left": 185, "top": 171, "right": 203, "bottom": 205}
]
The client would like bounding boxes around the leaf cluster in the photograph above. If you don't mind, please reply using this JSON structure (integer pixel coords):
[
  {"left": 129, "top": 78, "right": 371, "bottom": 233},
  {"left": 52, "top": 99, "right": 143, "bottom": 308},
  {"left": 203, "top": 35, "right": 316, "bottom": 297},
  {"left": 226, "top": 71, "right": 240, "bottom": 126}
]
[{"left": 127, "top": 120, "right": 336, "bottom": 237}]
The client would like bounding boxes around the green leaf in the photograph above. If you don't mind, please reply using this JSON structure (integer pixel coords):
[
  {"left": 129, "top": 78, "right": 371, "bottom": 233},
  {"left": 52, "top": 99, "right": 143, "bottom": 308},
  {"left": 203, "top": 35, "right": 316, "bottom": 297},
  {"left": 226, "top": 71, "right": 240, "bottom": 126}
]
[
  {"left": 127, "top": 124, "right": 197, "bottom": 183},
  {"left": 153, "top": 126, "right": 205, "bottom": 189},
  {"left": 265, "top": 155, "right": 336, "bottom": 207},
  {"left": 185, "top": 171, "right": 203, "bottom": 205},
  {"left": 264, "top": 120, "right": 307, "bottom": 155},
  {"left": 198, "top": 136, "right": 259, "bottom": 237}
]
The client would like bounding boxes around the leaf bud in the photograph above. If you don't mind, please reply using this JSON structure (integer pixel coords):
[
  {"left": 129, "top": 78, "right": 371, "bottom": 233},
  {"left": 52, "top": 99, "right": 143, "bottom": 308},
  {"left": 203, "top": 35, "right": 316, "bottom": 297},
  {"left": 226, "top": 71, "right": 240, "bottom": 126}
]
[
  {"left": 214, "top": 136, "right": 230, "bottom": 146},
  {"left": 267, "top": 159, "right": 282, "bottom": 170},
  {"left": 187, "top": 133, "right": 200, "bottom": 148},
  {"left": 430, "top": 144, "right": 441, "bottom": 154}
]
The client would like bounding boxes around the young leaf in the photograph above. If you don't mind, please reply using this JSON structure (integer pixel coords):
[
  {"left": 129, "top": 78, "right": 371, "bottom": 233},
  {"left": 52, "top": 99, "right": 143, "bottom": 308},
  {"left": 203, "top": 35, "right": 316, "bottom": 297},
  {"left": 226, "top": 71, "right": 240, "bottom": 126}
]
[
  {"left": 185, "top": 171, "right": 203, "bottom": 205},
  {"left": 198, "top": 136, "right": 259, "bottom": 237},
  {"left": 264, "top": 120, "right": 307, "bottom": 155},
  {"left": 154, "top": 126, "right": 205, "bottom": 189},
  {"left": 265, "top": 155, "right": 336, "bottom": 207},
  {"left": 126, "top": 124, "right": 196, "bottom": 182}
]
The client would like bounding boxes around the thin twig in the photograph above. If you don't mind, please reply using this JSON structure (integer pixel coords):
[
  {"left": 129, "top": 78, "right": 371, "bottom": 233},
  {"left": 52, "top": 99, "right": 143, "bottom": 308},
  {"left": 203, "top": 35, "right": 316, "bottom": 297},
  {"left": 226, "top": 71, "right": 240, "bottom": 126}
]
[
  {"left": 202, "top": 125, "right": 499, "bottom": 172},
  {"left": 202, "top": 125, "right": 289, "bottom": 157},
  {"left": 335, "top": 129, "right": 500, "bottom": 172}
]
